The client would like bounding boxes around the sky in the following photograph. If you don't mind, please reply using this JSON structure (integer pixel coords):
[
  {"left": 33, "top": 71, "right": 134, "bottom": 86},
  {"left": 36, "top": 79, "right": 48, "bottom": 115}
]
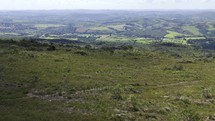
[{"left": 0, "top": 0, "right": 215, "bottom": 10}]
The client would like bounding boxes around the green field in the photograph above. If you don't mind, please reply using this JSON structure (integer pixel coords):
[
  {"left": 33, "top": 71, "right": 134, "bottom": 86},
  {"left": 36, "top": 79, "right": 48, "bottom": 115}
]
[
  {"left": 89, "top": 26, "right": 111, "bottom": 31},
  {"left": 0, "top": 32, "right": 21, "bottom": 36},
  {"left": 207, "top": 23, "right": 215, "bottom": 31},
  {"left": 98, "top": 35, "right": 135, "bottom": 42},
  {"left": 97, "top": 35, "right": 153, "bottom": 44},
  {"left": 35, "top": 24, "right": 66, "bottom": 29},
  {"left": 165, "top": 30, "right": 183, "bottom": 39},
  {"left": 182, "top": 26, "right": 202, "bottom": 36},
  {"left": 107, "top": 24, "right": 125, "bottom": 31},
  {"left": 136, "top": 38, "right": 153, "bottom": 44}
]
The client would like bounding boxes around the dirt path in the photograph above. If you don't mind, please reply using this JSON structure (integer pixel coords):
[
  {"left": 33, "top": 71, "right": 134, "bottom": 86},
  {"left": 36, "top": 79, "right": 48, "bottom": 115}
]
[
  {"left": 155, "top": 80, "right": 200, "bottom": 87},
  {"left": 25, "top": 80, "right": 201, "bottom": 101}
]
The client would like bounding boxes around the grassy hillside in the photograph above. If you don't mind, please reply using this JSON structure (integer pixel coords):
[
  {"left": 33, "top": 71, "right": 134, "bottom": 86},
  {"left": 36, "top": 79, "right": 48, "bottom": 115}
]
[{"left": 0, "top": 40, "right": 215, "bottom": 121}]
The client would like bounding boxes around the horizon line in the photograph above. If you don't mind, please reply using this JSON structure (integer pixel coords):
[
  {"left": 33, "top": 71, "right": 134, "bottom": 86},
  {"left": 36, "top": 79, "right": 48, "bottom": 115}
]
[{"left": 0, "top": 8, "right": 215, "bottom": 11}]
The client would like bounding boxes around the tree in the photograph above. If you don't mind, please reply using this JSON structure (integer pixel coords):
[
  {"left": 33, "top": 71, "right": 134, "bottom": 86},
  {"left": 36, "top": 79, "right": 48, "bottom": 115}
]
[{"left": 47, "top": 43, "right": 56, "bottom": 51}]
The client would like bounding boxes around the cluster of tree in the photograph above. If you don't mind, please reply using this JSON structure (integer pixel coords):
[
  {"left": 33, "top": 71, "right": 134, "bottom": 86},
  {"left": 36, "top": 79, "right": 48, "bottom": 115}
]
[
  {"left": 188, "top": 38, "right": 215, "bottom": 50},
  {"left": 101, "top": 45, "right": 133, "bottom": 52},
  {"left": 18, "top": 39, "right": 48, "bottom": 48},
  {"left": 46, "top": 39, "right": 84, "bottom": 44},
  {"left": 196, "top": 24, "right": 215, "bottom": 37},
  {"left": 38, "top": 24, "right": 77, "bottom": 35},
  {"left": 197, "top": 25, "right": 207, "bottom": 33},
  {"left": 122, "top": 29, "right": 168, "bottom": 39},
  {"left": 85, "top": 30, "right": 113, "bottom": 35},
  {"left": 0, "top": 38, "right": 49, "bottom": 51},
  {"left": 207, "top": 30, "right": 215, "bottom": 37}
]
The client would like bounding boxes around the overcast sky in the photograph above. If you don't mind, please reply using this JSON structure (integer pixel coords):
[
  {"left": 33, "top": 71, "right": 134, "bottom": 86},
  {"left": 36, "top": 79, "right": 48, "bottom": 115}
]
[{"left": 0, "top": 0, "right": 215, "bottom": 10}]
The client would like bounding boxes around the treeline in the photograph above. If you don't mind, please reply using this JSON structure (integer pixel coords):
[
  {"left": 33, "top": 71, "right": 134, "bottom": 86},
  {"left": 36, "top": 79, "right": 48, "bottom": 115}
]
[
  {"left": 38, "top": 25, "right": 76, "bottom": 35},
  {"left": 0, "top": 38, "right": 136, "bottom": 52},
  {"left": 0, "top": 39, "right": 47, "bottom": 47},
  {"left": 188, "top": 38, "right": 215, "bottom": 50}
]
